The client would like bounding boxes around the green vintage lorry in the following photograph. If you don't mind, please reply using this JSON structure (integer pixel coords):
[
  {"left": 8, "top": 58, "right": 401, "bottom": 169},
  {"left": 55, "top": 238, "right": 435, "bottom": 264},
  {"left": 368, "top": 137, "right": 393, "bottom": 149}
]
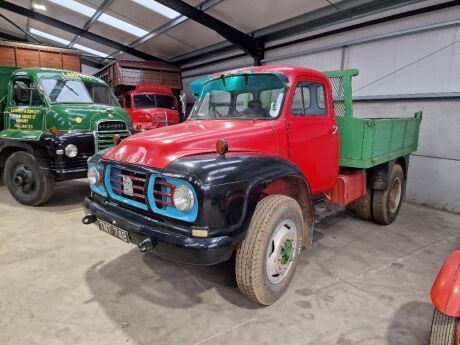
[{"left": 0, "top": 66, "right": 133, "bottom": 206}]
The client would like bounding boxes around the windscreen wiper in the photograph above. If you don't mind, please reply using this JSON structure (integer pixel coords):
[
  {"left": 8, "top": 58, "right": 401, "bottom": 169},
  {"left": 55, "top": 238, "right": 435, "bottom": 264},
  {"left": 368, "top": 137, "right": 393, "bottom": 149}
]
[{"left": 58, "top": 75, "right": 79, "bottom": 96}]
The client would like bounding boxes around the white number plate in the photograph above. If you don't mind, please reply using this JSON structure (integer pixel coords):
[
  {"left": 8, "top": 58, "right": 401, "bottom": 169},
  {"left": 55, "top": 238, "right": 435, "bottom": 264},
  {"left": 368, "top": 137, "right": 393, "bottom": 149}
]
[{"left": 98, "top": 220, "right": 130, "bottom": 243}]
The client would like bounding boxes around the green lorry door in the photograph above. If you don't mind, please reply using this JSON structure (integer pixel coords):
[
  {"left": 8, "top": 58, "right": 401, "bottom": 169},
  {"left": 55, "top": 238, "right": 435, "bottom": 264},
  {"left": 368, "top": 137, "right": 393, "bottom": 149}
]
[
  {"left": 324, "top": 69, "right": 422, "bottom": 169},
  {"left": 0, "top": 67, "right": 18, "bottom": 130}
]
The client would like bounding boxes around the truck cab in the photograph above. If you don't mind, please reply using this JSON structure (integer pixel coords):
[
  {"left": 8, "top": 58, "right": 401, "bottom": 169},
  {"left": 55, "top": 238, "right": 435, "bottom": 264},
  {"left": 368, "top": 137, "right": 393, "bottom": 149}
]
[
  {"left": 120, "top": 84, "right": 180, "bottom": 131},
  {"left": 83, "top": 66, "right": 421, "bottom": 305},
  {"left": 0, "top": 68, "right": 133, "bottom": 206}
]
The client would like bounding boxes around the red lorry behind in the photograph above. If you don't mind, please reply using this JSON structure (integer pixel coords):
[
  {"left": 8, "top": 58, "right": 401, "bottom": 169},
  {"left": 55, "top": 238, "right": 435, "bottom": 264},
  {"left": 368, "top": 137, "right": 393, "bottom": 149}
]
[{"left": 95, "top": 60, "right": 182, "bottom": 130}]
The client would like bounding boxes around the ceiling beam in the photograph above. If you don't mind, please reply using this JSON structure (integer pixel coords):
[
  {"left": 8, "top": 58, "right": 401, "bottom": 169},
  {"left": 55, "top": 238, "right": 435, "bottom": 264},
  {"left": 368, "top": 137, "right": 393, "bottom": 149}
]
[
  {"left": 0, "top": 1, "right": 166, "bottom": 62},
  {"left": 180, "top": 0, "right": 460, "bottom": 76},
  {"left": 173, "top": 0, "right": 426, "bottom": 66},
  {"left": 67, "top": 0, "right": 114, "bottom": 48},
  {"left": 154, "top": 0, "right": 264, "bottom": 64}
]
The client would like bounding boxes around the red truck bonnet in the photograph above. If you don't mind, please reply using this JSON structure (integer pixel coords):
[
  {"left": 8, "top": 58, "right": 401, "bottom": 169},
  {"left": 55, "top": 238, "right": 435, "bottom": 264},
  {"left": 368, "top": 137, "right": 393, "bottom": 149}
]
[{"left": 103, "top": 120, "right": 279, "bottom": 168}]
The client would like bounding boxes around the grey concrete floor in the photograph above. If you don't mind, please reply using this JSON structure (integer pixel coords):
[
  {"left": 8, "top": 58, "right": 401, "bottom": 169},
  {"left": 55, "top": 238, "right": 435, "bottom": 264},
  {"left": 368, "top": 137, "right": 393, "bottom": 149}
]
[{"left": 0, "top": 180, "right": 459, "bottom": 345}]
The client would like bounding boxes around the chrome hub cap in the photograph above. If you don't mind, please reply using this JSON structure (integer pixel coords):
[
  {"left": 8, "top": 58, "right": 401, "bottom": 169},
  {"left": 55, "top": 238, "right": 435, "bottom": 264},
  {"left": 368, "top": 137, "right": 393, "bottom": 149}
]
[
  {"left": 389, "top": 177, "right": 402, "bottom": 213},
  {"left": 265, "top": 219, "right": 298, "bottom": 284}
]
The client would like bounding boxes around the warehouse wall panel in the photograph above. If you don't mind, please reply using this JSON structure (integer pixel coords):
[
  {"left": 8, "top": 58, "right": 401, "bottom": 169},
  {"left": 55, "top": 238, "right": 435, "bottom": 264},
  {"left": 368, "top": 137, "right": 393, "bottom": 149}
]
[{"left": 182, "top": 5, "right": 460, "bottom": 212}]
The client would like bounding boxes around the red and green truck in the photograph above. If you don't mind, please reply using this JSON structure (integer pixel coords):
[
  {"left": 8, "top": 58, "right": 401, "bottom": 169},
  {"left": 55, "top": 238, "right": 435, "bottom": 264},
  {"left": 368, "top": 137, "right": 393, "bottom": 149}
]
[
  {"left": 0, "top": 42, "right": 133, "bottom": 206},
  {"left": 82, "top": 66, "right": 421, "bottom": 305},
  {"left": 95, "top": 60, "right": 183, "bottom": 131}
]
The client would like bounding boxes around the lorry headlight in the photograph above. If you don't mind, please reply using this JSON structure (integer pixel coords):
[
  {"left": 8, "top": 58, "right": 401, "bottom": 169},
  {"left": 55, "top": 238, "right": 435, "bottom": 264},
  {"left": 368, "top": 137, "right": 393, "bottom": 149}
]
[
  {"left": 173, "top": 185, "right": 194, "bottom": 212},
  {"left": 88, "top": 166, "right": 100, "bottom": 185},
  {"left": 65, "top": 144, "right": 78, "bottom": 158}
]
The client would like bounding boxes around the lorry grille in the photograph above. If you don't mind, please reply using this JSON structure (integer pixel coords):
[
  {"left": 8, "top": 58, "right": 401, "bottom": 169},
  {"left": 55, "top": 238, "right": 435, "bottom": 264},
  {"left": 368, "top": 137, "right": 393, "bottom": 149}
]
[
  {"left": 107, "top": 166, "right": 148, "bottom": 208},
  {"left": 152, "top": 177, "right": 175, "bottom": 209},
  {"left": 98, "top": 120, "right": 127, "bottom": 131},
  {"left": 96, "top": 121, "right": 130, "bottom": 151},
  {"left": 103, "top": 164, "right": 198, "bottom": 223}
]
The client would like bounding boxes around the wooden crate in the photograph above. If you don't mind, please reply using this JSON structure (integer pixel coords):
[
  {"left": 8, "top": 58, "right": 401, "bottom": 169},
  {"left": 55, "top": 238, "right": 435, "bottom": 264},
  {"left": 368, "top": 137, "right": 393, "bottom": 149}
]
[{"left": 0, "top": 41, "right": 81, "bottom": 71}]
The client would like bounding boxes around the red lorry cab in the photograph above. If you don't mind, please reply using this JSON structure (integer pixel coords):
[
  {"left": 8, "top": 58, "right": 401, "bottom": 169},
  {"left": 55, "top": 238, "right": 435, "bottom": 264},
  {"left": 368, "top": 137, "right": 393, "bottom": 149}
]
[
  {"left": 105, "top": 66, "right": 339, "bottom": 195},
  {"left": 121, "top": 84, "right": 180, "bottom": 131}
]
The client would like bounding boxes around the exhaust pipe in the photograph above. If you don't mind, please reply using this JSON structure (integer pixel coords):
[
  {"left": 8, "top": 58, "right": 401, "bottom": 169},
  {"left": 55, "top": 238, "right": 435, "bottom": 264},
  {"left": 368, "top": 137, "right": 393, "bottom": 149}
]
[
  {"left": 82, "top": 215, "right": 97, "bottom": 225},
  {"left": 139, "top": 238, "right": 154, "bottom": 253}
]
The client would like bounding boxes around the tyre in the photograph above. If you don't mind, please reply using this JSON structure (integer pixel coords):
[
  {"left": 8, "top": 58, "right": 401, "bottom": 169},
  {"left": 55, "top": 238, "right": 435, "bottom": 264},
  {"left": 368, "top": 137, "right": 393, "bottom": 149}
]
[
  {"left": 4, "top": 151, "right": 55, "bottom": 206},
  {"left": 235, "top": 195, "right": 303, "bottom": 305},
  {"left": 372, "top": 164, "right": 405, "bottom": 225},
  {"left": 430, "top": 309, "right": 459, "bottom": 345},
  {"left": 351, "top": 188, "right": 373, "bottom": 221}
]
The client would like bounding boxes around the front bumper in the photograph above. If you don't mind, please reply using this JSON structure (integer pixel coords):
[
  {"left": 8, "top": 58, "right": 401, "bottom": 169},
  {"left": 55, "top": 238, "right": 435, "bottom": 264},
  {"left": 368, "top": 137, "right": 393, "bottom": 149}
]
[{"left": 82, "top": 197, "right": 234, "bottom": 265}]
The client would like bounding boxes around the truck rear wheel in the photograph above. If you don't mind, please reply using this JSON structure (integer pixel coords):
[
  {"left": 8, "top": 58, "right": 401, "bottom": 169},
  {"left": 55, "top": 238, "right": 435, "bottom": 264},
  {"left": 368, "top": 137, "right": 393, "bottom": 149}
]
[
  {"left": 430, "top": 309, "right": 459, "bottom": 345},
  {"left": 372, "top": 164, "right": 405, "bottom": 225},
  {"left": 235, "top": 195, "right": 303, "bottom": 305},
  {"left": 4, "top": 151, "right": 55, "bottom": 206},
  {"left": 351, "top": 188, "right": 373, "bottom": 221}
]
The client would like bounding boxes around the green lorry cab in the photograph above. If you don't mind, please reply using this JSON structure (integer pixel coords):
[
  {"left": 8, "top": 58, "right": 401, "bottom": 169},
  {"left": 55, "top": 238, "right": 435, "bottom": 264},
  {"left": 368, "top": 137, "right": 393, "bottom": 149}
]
[{"left": 0, "top": 67, "right": 133, "bottom": 206}]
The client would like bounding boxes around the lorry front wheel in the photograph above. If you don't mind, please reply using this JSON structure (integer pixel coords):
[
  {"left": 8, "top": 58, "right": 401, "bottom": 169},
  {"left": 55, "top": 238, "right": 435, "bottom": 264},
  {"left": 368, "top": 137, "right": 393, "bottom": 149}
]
[
  {"left": 429, "top": 309, "right": 459, "bottom": 345},
  {"left": 235, "top": 195, "right": 303, "bottom": 305},
  {"left": 4, "top": 152, "right": 55, "bottom": 206},
  {"left": 372, "top": 164, "right": 405, "bottom": 225}
]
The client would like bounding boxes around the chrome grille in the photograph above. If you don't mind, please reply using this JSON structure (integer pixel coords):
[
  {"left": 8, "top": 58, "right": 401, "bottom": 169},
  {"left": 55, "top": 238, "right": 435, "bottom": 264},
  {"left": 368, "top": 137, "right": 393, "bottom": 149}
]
[
  {"left": 152, "top": 178, "right": 175, "bottom": 209},
  {"left": 109, "top": 167, "right": 147, "bottom": 206},
  {"left": 96, "top": 121, "right": 130, "bottom": 151}
]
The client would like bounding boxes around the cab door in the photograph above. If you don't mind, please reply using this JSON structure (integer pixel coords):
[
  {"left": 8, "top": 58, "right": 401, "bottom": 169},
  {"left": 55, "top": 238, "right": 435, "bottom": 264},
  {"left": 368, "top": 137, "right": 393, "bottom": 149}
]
[
  {"left": 6, "top": 77, "right": 45, "bottom": 132},
  {"left": 287, "top": 77, "right": 339, "bottom": 194}
]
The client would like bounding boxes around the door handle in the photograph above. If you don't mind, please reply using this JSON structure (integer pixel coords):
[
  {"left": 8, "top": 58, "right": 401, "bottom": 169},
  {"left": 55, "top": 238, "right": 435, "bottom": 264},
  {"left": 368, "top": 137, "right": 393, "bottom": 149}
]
[{"left": 331, "top": 125, "right": 338, "bottom": 135}]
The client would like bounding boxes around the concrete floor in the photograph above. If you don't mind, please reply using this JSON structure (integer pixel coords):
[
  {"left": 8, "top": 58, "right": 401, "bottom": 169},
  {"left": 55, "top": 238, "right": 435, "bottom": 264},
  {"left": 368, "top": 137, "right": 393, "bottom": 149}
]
[{"left": 1, "top": 180, "right": 459, "bottom": 345}]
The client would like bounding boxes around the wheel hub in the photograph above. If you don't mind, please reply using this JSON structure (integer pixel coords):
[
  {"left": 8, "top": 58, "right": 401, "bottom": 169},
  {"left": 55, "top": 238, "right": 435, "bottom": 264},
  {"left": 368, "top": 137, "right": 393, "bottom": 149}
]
[
  {"left": 12, "top": 164, "right": 35, "bottom": 193},
  {"left": 389, "top": 177, "right": 402, "bottom": 213},
  {"left": 265, "top": 219, "right": 297, "bottom": 284}
]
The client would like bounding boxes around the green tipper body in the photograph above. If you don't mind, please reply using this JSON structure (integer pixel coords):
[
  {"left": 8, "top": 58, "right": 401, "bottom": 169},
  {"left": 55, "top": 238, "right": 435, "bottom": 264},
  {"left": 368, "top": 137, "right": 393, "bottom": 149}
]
[{"left": 324, "top": 69, "right": 422, "bottom": 169}]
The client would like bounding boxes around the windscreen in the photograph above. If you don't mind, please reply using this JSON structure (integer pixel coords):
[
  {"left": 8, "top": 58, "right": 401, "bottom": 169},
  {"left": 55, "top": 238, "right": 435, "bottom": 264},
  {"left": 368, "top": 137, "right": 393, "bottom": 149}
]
[
  {"left": 133, "top": 94, "right": 176, "bottom": 110},
  {"left": 189, "top": 73, "right": 287, "bottom": 120},
  {"left": 41, "top": 77, "right": 117, "bottom": 106}
]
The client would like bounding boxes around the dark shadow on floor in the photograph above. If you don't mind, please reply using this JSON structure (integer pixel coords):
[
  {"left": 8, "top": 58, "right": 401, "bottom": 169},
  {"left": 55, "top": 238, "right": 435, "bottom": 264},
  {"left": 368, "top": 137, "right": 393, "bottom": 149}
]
[
  {"left": 86, "top": 248, "right": 261, "bottom": 309},
  {"left": 386, "top": 301, "right": 433, "bottom": 345},
  {"left": 85, "top": 249, "right": 261, "bottom": 344}
]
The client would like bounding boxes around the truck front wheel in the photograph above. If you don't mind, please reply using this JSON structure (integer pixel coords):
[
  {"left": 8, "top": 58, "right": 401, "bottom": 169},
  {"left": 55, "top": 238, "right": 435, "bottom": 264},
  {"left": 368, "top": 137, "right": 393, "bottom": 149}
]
[
  {"left": 4, "top": 152, "right": 55, "bottom": 206},
  {"left": 235, "top": 195, "right": 303, "bottom": 305},
  {"left": 372, "top": 163, "right": 405, "bottom": 225}
]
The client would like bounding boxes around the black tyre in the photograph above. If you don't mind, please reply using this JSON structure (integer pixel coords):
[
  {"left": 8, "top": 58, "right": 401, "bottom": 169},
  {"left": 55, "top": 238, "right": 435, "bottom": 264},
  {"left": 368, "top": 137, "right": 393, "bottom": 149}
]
[
  {"left": 351, "top": 188, "right": 373, "bottom": 221},
  {"left": 430, "top": 309, "right": 459, "bottom": 345},
  {"left": 4, "top": 151, "right": 55, "bottom": 206},
  {"left": 372, "top": 164, "right": 405, "bottom": 225},
  {"left": 235, "top": 195, "right": 303, "bottom": 305}
]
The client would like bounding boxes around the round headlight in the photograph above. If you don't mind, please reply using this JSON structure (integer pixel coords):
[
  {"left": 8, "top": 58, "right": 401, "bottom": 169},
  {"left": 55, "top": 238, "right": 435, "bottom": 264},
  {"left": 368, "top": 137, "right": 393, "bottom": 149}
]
[
  {"left": 65, "top": 144, "right": 78, "bottom": 158},
  {"left": 87, "top": 166, "right": 100, "bottom": 185},
  {"left": 173, "top": 185, "right": 194, "bottom": 212}
]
